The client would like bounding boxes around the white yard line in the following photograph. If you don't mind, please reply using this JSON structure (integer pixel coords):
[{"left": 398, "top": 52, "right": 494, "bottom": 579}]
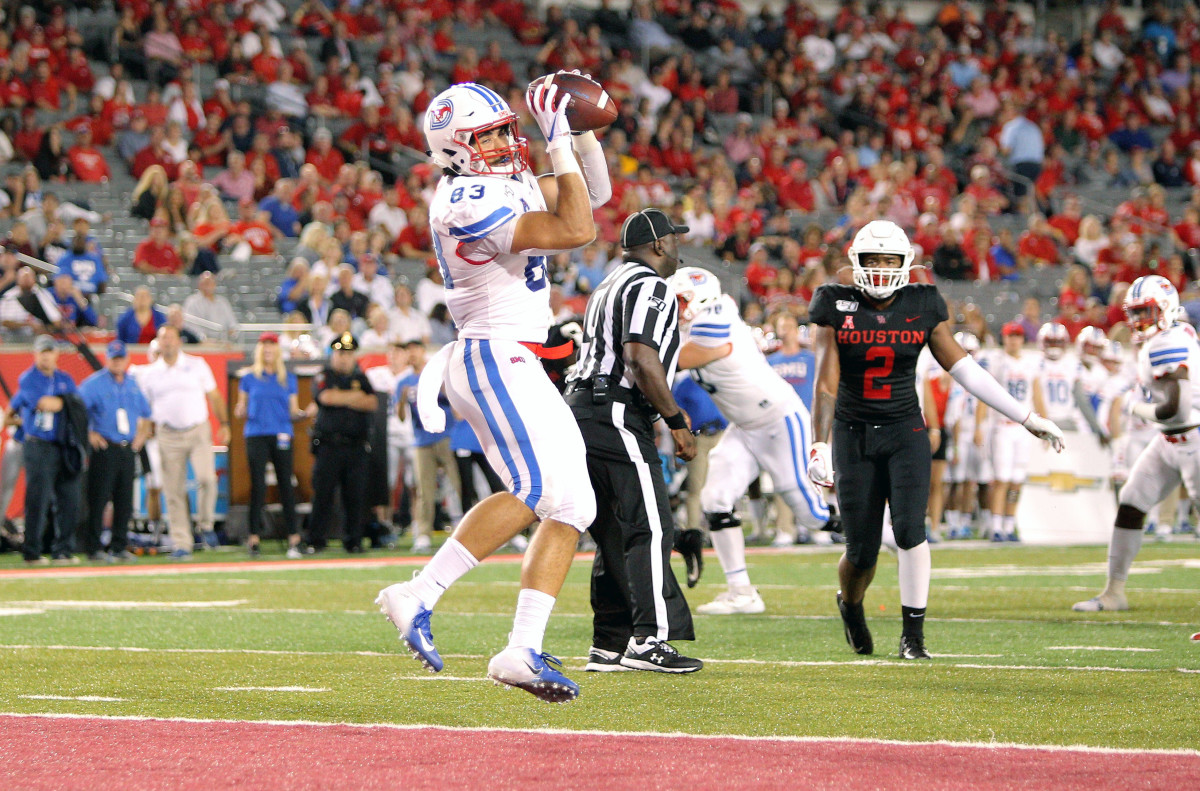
[
  {"left": 1046, "top": 646, "right": 1161, "bottom": 652},
  {"left": 19, "top": 695, "right": 125, "bottom": 702},
  {"left": 214, "top": 686, "right": 330, "bottom": 693},
  {"left": 5, "top": 600, "right": 248, "bottom": 609}
]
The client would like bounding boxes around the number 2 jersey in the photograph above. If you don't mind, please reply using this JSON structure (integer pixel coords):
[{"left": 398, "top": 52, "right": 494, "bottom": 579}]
[
  {"left": 1136, "top": 322, "right": 1200, "bottom": 431},
  {"left": 809, "top": 283, "right": 949, "bottom": 424},
  {"left": 683, "top": 294, "right": 803, "bottom": 430},
  {"left": 427, "top": 171, "right": 553, "bottom": 343}
]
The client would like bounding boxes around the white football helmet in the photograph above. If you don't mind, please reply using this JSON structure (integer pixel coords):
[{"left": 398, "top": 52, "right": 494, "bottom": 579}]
[
  {"left": 1075, "top": 325, "right": 1107, "bottom": 361},
  {"left": 1124, "top": 274, "right": 1180, "bottom": 343},
  {"left": 424, "top": 83, "right": 529, "bottom": 177},
  {"left": 954, "top": 330, "right": 980, "bottom": 356},
  {"left": 669, "top": 266, "right": 723, "bottom": 323},
  {"left": 1036, "top": 322, "right": 1070, "bottom": 360},
  {"left": 847, "top": 220, "right": 915, "bottom": 300},
  {"left": 1100, "top": 340, "right": 1123, "bottom": 367}
]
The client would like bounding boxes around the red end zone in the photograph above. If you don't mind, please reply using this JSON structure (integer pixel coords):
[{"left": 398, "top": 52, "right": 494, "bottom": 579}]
[{"left": 1, "top": 715, "right": 1196, "bottom": 791}]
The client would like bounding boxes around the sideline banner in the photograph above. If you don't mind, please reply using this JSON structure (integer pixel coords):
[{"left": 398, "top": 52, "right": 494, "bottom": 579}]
[{"left": 1017, "top": 428, "right": 1116, "bottom": 545}]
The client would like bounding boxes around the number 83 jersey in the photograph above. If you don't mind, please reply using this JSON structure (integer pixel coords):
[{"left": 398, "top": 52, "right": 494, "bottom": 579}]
[
  {"left": 428, "top": 172, "right": 554, "bottom": 343},
  {"left": 809, "top": 283, "right": 949, "bottom": 424}
]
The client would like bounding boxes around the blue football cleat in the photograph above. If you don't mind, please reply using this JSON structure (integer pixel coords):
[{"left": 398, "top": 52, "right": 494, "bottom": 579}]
[
  {"left": 487, "top": 647, "right": 580, "bottom": 703},
  {"left": 375, "top": 583, "right": 443, "bottom": 672}
]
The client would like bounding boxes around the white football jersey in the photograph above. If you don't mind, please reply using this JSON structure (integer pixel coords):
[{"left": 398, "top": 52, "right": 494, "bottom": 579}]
[
  {"left": 989, "top": 351, "right": 1040, "bottom": 426},
  {"left": 1038, "top": 355, "right": 1081, "bottom": 425},
  {"left": 1097, "top": 357, "right": 1149, "bottom": 438},
  {"left": 427, "top": 171, "right": 554, "bottom": 343},
  {"left": 1136, "top": 323, "right": 1200, "bottom": 431},
  {"left": 1077, "top": 359, "right": 1108, "bottom": 403},
  {"left": 684, "top": 294, "right": 802, "bottom": 430}
]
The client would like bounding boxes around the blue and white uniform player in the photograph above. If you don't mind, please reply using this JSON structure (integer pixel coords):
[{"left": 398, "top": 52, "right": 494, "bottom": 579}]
[
  {"left": 376, "top": 78, "right": 612, "bottom": 702},
  {"left": 1075, "top": 275, "right": 1200, "bottom": 612},
  {"left": 669, "top": 267, "right": 830, "bottom": 615}
]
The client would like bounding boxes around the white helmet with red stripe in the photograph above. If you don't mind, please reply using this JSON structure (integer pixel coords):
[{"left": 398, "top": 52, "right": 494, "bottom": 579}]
[
  {"left": 669, "top": 266, "right": 723, "bottom": 324},
  {"left": 1036, "top": 322, "right": 1070, "bottom": 360},
  {"left": 424, "top": 83, "right": 529, "bottom": 177},
  {"left": 1124, "top": 274, "right": 1179, "bottom": 343},
  {"left": 1074, "top": 325, "right": 1108, "bottom": 362},
  {"left": 847, "top": 220, "right": 915, "bottom": 300}
]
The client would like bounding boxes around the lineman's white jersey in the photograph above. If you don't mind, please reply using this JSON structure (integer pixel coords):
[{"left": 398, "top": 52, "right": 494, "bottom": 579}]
[
  {"left": 1077, "top": 360, "right": 1108, "bottom": 414},
  {"left": 1038, "top": 355, "right": 1081, "bottom": 427},
  {"left": 987, "top": 351, "right": 1040, "bottom": 425},
  {"left": 427, "top": 171, "right": 555, "bottom": 343},
  {"left": 683, "top": 294, "right": 801, "bottom": 430},
  {"left": 1136, "top": 323, "right": 1200, "bottom": 431}
]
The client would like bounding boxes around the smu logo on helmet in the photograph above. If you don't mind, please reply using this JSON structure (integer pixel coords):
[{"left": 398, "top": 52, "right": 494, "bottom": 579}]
[
  {"left": 688, "top": 271, "right": 707, "bottom": 285},
  {"left": 429, "top": 99, "right": 454, "bottom": 130}
]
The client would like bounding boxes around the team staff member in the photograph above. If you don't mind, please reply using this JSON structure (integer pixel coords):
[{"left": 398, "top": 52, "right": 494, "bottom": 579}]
[
  {"left": 236, "top": 332, "right": 305, "bottom": 559},
  {"left": 79, "top": 340, "right": 152, "bottom": 562},
  {"left": 4, "top": 335, "right": 81, "bottom": 564},
  {"left": 567, "top": 208, "right": 701, "bottom": 674},
  {"left": 308, "top": 332, "right": 378, "bottom": 553},
  {"left": 808, "top": 221, "right": 1064, "bottom": 659},
  {"left": 140, "top": 324, "right": 231, "bottom": 559}
]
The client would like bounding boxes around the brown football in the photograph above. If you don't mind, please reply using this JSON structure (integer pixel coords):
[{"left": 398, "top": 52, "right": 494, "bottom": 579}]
[{"left": 527, "top": 72, "right": 618, "bottom": 132}]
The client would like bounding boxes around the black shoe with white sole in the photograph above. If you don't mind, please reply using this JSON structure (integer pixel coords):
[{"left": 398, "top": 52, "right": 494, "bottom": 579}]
[
  {"left": 899, "top": 634, "right": 931, "bottom": 659},
  {"left": 583, "top": 646, "right": 634, "bottom": 672},
  {"left": 837, "top": 591, "right": 873, "bottom": 655},
  {"left": 620, "top": 637, "right": 703, "bottom": 673}
]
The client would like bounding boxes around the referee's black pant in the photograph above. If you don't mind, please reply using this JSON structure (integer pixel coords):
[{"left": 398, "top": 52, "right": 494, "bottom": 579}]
[
  {"left": 308, "top": 439, "right": 368, "bottom": 551},
  {"left": 575, "top": 400, "right": 694, "bottom": 653},
  {"left": 84, "top": 443, "right": 136, "bottom": 555}
]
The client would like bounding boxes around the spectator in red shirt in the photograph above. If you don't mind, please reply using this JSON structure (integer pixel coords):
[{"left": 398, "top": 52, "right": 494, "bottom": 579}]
[
  {"left": 66, "top": 127, "right": 111, "bottom": 183},
  {"left": 67, "top": 94, "right": 114, "bottom": 147},
  {"left": 391, "top": 204, "right": 432, "bottom": 258},
  {"left": 132, "top": 127, "right": 177, "bottom": 180},
  {"left": 133, "top": 218, "right": 184, "bottom": 275},
  {"left": 1058, "top": 265, "right": 1091, "bottom": 315},
  {"left": 28, "top": 61, "right": 61, "bottom": 111},
  {"left": 1048, "top": 194, "right": 1083, "bottom": 245},
  {"left": 340, "top": 105, "right": 400, "bottom": 162},
  {"left": 227, "top": 198, "right": 277, "bottom": 258},
  {"left": 305, "top": 127, "right": 345, "bottom": 183},
  {"left": 477, "top": 41, "right": 515, "bottom": 90},
  {"left": 1173, "top": 206, "right": 1200, "bottom": 253},
  {"left": 1017, "top": 214, "right": 1063, "bottom": 268}
]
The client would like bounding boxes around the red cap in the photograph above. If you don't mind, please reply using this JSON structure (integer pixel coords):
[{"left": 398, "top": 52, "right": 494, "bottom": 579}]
[
  {"left": 1001, "top": 321, "right": 1025, "bottom": 337},
  {"left": 149, "top": 217, "right": 167, "bottom": 227},
  {"left": 259, "top": 332, "right": 280, "bottom": 344}
]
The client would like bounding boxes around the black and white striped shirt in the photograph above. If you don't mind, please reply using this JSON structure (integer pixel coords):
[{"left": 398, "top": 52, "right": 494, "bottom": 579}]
[{"left": 571, "top": 259, "right": 680, "bottom": 393}]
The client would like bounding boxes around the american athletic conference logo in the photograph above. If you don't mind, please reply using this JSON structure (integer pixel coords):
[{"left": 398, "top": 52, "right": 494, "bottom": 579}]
[{"left": 429, "top": 99, "right": 454, "bottom": 130}]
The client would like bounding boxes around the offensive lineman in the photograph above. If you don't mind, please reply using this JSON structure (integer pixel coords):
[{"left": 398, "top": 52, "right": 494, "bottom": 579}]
[
  {"left": 808, "top": 221, "right": 1064, "bottom": 658},
  {"left": 1075, "top": 275, "right": 1200, "bottom": 612},
  {"left": 669, "top": 267, "right": 830, "bottom": 615},
  {"left": 376, "top": 78, "right": 611, "bottom": 702}
]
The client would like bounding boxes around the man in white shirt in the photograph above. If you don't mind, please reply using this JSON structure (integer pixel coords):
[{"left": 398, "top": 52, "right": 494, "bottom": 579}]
[
  {"left": 0, "top": 267, "right": 60, "bottom": 336},
  {"left": 182, "top": 272, "right": 240, "bottom": 342},
  {"left": 367, "top": 187, "right": 409, "bottom": 238},
  {"left": 387, "top": 283, "right": 430, "bottom": 344},
  {"left": 352, "top": 254, "right": 394, "bottom": 310},
  {"left": 138, "top": 325, "right": 231, "bottom": 558}
]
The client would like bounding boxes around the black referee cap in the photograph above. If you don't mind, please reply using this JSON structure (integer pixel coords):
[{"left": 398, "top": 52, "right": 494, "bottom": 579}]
[
  {"left": 330, "top": 332, "right": 359, "bottom": 351},
  {"left": 620, "top": 209, "right": 689, "bottom": 249}
]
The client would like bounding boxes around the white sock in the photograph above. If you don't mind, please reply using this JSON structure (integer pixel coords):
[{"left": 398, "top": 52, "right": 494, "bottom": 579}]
[
  {"left": 507, "top": 588, "right": 556, "bottom": 653},
  {"left": 710, "top": 528, "right": 751, "bottom": 588},
  {"left": 991, "top": 513, "right": 1004, "bottom": 538},
  {"left": 749, "top": 498, "right": 767, "bottom": 533},
  {"left": 1003, "top": 515, "right": 1016, "bottom": 537},
  {"left": 946, "top": 510, "right": 961, "bottom": 530},
  {"left": 897, "top": 541, "right": 931, "bottom": 609},
  {"left": 408, "top": 538, "right": 479, "bottom": 607},
  {"left": 1105, "top": 528, "right": 1143, "bottom": 598}
]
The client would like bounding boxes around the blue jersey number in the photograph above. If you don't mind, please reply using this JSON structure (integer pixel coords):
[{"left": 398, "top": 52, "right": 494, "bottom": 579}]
[
  {"left": 432, "top": 233, "right": 454, "bottom": 289},
  {"left": 450, "top": 184, "right": 485, "bottom": 204},
  {"left": 1008, "top": 380, "right": 1027, "bottom": 401},
  {"left": 1047, "top": 379, "right": 1070, "bottom": 403},
  {"left": 524, "top": 255, "right": 547, "bottom": 292}
]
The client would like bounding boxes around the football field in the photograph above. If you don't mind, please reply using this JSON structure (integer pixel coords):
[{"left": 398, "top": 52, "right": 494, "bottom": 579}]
[{"left": 1, "top": 540, "right": 1198, "bottom": 789}]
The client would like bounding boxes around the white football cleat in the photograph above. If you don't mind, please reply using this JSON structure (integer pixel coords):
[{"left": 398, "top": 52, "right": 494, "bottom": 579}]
[
  {"left": 487, "top": 646, "right": 579, "bottom": 703},
  {"left": 375, "top": 582, "right": 443, "bottom": 672},
  {"left": 1071, "top": 593, "right": 1129, "bottom": 612},
  {"left": 696, "top": 585, "right": 765, "bottom": 615}
]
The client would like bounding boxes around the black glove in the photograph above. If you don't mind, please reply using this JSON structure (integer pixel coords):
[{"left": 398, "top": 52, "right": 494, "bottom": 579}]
[{"left": 674, "top": 528, "right": 704, "bottom": 588}]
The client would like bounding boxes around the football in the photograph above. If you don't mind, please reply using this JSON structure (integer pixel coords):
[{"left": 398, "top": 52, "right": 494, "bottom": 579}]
[{"left": 527, "top": 72, "right": 618, "bottom": 132}]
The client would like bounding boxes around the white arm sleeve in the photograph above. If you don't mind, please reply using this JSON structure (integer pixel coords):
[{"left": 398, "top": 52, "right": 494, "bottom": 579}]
[
  {"left": 948, "top": 354, "right": 1031, "bottom": 425},
  {"left": 572, "top": 131, "right": 612, "bottom": 209}
]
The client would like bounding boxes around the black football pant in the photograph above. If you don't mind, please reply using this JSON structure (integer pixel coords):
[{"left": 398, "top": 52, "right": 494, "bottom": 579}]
[
  {"left": 84, "top": 443, "right": 136, "bottom": 555},
  {"left": 833, "top": 414, "right": 931, "bottom": 570},
  {"left": 456, "top": 451, "right": 504, "bottom": 514},
  {"left": 23, "top": 438, "right": 81, "bottom": 561},
  {"left": 308, "top": 441, "right": 368, "bottom": 551}
]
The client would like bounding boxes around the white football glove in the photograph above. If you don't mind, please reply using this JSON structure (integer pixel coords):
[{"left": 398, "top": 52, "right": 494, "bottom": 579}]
[
  {"left": 527, "top": 80, "right": 572, "bottom": 152},
  {"left": 808, "top": 441, "right": 834, "bottom": 489},
  {"left": 1022, "top": 413, "right": 1065, "bottom": 453}
]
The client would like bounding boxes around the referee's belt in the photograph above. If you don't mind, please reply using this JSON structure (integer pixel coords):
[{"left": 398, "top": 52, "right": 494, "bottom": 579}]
[
  {"left": 565, "top": 379, "right": 645, "bottom": 409},
  {"left": 520, "top": 339, "right": 574, "bottom": 360}
]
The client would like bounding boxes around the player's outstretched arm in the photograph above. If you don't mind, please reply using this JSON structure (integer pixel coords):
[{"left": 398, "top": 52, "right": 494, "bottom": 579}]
[
  {"left": 929, "top": 320, "right": 1065, "bottom": 452},
  {"left": 1129, "top": 368, "right": 1187, "bottom": 423}
]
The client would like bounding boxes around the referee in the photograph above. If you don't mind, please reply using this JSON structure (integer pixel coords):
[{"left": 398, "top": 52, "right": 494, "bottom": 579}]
[{"left": 566, "top": 208, "right": 701, "bottom": 674}]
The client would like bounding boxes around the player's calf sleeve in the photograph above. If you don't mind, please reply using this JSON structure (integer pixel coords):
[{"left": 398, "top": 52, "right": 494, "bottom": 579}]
[
  {"left": 1106, "top": 525, "right": 1144, "bottom": 596},
  {"left": 897, "top": 541, "right": 931, "bottom": 610}
]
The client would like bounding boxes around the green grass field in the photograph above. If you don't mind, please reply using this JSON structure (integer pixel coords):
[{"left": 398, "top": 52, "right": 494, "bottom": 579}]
[{"left": 1, "top": 541, "right": 1198, "bottom": 750}]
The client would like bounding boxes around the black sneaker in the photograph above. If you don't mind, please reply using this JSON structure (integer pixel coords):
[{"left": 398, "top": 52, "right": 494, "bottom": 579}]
[
  {"left": 247, "top": 543, "right": 261, "bottom": 558},
  {"left": 837, "top": 591, "right": 873, "bottom": 655},
  {"left": 620, "top": 637, "right": 703, "bottom": 673},
  {"left": 583, "top": 646, "right": 634, "bottom": 672},
  {"left": 899, "top": 634, "right": 931, "bottom": 660},
  {"left": 674, "top": 528, "right": 704, "bottom": 588}
]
